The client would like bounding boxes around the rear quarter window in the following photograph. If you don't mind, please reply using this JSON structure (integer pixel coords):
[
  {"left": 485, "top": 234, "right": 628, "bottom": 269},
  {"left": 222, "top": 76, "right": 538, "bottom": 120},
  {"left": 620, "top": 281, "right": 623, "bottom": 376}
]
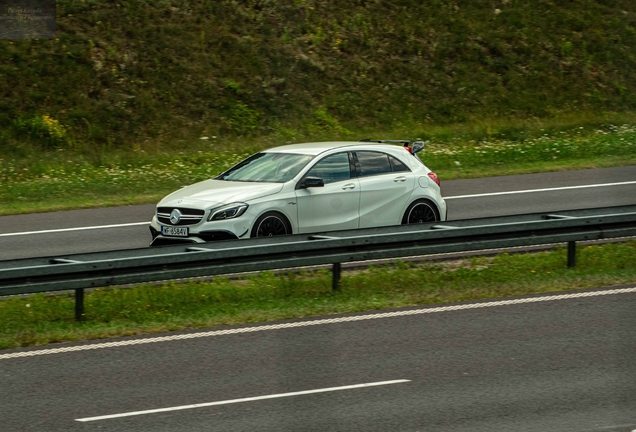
[{"left": 388, "top": 155, "right": 410, "bottom": 172}]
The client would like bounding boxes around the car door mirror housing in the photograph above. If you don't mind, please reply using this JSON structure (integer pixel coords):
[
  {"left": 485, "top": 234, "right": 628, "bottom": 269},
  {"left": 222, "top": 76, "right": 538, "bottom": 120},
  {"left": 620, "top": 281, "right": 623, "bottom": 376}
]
[{"left": 299, "top": 176, "right": 325, "bottom": 188}]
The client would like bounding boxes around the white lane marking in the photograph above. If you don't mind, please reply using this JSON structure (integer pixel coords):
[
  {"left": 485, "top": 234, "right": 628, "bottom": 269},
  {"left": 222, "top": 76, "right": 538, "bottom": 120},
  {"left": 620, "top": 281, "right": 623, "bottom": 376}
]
[
  {"left": 445, "top": 180, "right": 636, "bottom": 200},
  {"left": 3, "top": 181, "right": 634, "bottom": 236},
  {"left": 0, "top": 222, "right": 149, "bottom": 237},
  {"left": 2, "top": 286, "right": 635, "bottom": 361},
  {"left": 75, "top": 379, "right": 410, "bottom": 422}
]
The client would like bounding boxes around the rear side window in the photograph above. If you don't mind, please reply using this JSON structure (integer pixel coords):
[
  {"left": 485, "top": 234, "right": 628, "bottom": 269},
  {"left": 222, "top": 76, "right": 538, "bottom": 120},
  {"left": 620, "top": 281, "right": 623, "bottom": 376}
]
[
  {"left": 356, "top": 151, "right": 411, "bottom": 176},
  {"left": 305, "top": 152, "right": 351, "bottom": 184},
  {"left": 356, "top": 151, "right": 392, "bottom": 177}
]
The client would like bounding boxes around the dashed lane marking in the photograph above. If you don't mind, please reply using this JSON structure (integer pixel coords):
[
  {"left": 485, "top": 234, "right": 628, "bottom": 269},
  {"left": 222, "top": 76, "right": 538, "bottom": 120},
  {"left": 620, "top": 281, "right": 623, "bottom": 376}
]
[{"left": 75, "top": 379, "right": 411, "bottom": 422}]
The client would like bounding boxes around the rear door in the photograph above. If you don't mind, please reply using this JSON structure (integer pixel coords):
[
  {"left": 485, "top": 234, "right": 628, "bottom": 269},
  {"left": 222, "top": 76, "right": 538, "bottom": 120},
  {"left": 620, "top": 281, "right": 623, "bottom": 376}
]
[
  {"left": 294, "top": 152, "right": 360, "bottom": 233},
  {"left": 354, "top": 150, "right": 415, "bottom": 228}
]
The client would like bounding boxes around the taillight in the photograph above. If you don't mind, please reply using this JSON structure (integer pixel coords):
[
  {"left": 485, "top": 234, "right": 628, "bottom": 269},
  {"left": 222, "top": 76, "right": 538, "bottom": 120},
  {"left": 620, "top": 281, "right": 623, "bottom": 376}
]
[{"left": 427, "top": 171, "right": 440, "bottom": 187}]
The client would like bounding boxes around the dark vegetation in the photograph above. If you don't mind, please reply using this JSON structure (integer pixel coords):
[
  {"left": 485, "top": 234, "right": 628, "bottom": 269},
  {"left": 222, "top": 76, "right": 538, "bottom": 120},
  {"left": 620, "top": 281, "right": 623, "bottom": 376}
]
[{"left": 2, "top": 0, "right": 636, "bottom": 152}]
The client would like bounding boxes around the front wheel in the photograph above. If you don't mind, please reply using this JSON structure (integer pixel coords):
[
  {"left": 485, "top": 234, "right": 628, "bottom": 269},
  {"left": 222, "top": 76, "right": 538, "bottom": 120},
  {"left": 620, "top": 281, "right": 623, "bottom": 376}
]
[
  {"left": 251, "top": 212, "right": 292, "bottom": 238},
  {"left": 402, "top": 200, "right": 440, "bottom": 224}
]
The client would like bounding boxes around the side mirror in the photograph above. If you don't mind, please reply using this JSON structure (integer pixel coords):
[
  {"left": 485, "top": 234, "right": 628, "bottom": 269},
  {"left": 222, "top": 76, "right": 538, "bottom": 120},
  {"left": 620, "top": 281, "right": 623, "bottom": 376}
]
[{"left": 299, "top": 176, "right": 325, "bottom": 189}]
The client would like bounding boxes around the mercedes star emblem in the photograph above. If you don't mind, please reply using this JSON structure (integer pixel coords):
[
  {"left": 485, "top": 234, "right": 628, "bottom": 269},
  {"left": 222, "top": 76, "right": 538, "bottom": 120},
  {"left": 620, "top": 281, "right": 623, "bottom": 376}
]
[{"left": 170, "top": 209, "right": 182, "bottom": 225}]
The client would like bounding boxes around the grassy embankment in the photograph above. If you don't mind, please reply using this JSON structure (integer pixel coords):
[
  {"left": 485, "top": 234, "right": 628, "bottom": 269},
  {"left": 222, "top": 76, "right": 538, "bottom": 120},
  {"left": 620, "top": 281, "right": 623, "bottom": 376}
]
[
  {"left": 2, "top": 1, "right": 636, "bottom": 214},
  {"left": 1, "top": 241, "right": 635, "bottom": 350},
  {"left": 2, "top": 122, "right": 635, "bottom": 215}
]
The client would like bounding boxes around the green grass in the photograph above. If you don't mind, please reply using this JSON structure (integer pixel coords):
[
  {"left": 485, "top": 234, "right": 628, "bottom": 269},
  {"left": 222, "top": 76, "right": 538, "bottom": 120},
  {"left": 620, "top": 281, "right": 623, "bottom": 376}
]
[
  {"left": 1, "top": 120, "right": 635, "bottom": 215},
  {"left": 2, "top": 241, "right": 635, "bottom": 350}
]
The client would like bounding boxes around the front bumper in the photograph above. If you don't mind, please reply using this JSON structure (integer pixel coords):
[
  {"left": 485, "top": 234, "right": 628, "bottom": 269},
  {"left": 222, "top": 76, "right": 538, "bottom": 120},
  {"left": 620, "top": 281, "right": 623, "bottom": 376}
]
[{"left": 149, "top": 215, "right": 251, "bottom": 246}]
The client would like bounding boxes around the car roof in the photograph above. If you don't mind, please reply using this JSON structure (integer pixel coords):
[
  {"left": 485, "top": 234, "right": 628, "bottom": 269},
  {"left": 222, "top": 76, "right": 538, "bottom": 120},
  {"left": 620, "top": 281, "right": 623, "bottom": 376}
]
[{"left": 263, "top": 141, "right": 405, "bottom": 156}]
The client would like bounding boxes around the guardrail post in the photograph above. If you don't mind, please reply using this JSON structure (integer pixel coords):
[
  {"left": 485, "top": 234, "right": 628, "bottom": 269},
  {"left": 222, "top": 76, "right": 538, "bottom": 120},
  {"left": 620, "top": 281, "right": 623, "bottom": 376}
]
[
  {"left": 332, "top": 263, "right": 341, "bottom": 291},
  {"left": 75, "top": 288, "right": 85, "bottom": 321},
  {"left": 567, "top": 241, "right": 576, "bottom": 268}
]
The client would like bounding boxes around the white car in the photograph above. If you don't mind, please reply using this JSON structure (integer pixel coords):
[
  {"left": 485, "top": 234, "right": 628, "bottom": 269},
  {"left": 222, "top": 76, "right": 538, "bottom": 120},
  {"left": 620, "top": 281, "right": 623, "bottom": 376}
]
[{"left": 149, "top": 140, "right": 447, "bottom": 245}]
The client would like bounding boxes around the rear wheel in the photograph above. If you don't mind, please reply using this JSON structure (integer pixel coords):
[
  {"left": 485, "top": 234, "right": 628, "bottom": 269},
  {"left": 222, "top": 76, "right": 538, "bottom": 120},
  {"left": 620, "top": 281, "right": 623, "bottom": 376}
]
[
  {"left": 402, "top": 199, "right": 439, "bottom": 224},
  {"left": 251, "top": 212, "right": 292, "bottom": 237}
]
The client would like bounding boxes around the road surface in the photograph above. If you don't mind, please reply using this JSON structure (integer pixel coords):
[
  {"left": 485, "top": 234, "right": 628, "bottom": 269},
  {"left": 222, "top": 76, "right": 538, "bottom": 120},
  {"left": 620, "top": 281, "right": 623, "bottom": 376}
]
[
  {"left": 1, "top": 287, "right": 635, "bottom": 431},
  {"left": 1, "top": 166, "right": 635, "bottom": 260}
]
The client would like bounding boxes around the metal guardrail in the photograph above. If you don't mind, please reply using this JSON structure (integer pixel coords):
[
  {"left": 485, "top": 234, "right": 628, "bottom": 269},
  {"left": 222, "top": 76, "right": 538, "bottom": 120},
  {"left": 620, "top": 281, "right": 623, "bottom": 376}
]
[{"left": 1, "top": 205, "right": 636, "bottom": 321}]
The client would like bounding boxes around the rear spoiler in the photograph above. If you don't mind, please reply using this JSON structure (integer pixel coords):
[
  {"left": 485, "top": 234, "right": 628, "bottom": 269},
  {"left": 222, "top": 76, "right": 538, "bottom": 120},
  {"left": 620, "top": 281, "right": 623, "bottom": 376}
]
[{"left": 359, "top": 138, "right": 425, "bottom": 154}]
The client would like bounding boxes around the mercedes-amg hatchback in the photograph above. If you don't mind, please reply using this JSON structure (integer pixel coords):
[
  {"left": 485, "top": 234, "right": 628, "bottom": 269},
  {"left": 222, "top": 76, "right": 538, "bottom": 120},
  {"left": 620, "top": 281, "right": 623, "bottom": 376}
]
[{"left": 150, "top": 141, "right": 446, "bottom": 245}]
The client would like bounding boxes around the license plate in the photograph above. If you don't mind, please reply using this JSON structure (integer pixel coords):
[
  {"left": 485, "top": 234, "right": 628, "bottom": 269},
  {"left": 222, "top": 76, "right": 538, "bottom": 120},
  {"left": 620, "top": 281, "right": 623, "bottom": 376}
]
[{"left": 161, "top": 226, "right": 188, "bottom": 237}]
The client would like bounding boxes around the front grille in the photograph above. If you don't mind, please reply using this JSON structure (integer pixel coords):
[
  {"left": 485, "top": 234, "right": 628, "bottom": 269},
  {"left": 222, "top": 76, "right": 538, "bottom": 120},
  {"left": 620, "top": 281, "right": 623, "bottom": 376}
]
[{"left": 157, "top": 207, "right": 205, "bottom": 226}]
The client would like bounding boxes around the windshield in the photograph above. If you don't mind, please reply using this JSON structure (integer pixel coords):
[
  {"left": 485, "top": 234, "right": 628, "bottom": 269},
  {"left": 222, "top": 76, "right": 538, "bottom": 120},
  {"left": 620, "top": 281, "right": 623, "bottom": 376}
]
[{"left": 217, "top": 152, "right": 314, "bottom": 183}]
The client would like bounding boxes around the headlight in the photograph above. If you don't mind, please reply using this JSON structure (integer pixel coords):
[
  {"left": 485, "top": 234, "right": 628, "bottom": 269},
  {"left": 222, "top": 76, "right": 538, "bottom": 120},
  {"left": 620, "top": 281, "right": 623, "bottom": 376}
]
[{"left": 208, "top": 203, "right": 249, "bottom": 221}]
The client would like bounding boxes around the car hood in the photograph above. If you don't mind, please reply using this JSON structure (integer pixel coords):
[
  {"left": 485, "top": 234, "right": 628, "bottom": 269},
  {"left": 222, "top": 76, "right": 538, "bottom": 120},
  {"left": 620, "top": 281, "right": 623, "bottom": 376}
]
[{"left": 158, "top": 180, "right": 284, "bottom": 209}]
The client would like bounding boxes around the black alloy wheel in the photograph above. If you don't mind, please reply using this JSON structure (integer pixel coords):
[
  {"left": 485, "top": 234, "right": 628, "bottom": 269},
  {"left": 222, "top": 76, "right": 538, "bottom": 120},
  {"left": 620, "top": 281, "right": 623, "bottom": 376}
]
[
  {"left": 402, "top": 200, "right": 439, "bottom": 224},
  {"left": 251, "top": 212, "right": 291, "bottom": 237}
]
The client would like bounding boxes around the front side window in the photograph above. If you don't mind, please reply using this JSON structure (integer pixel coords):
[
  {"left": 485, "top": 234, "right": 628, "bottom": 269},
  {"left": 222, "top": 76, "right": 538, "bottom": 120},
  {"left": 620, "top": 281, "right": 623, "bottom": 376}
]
[
  {"left": 304, "top": 152, "right": 351, "bottom": 184},
  {"left": 217, "top": 152, "right": 314, "bottom": 183}
]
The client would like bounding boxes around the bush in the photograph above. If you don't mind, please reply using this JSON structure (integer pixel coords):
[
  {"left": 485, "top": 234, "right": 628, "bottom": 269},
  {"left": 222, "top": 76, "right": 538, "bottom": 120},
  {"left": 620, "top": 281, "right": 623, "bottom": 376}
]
[{"left": 14, "top": 115, "right": 69, "bottom": 149}]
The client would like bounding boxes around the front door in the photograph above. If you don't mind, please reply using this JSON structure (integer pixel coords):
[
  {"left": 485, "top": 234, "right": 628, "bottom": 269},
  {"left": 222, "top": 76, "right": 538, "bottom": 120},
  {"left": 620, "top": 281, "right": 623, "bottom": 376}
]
[{"left": 295, "top": 152, "right": 360, "bottom": 233}]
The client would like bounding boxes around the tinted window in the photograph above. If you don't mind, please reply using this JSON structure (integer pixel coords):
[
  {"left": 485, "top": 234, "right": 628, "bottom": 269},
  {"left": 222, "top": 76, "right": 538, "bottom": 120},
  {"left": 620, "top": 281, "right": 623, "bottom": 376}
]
[
  {"left": 389, "top": 155, "right": 410, "bottom": 172},
  {"left": 356, "top": 151, "right": 392, "bottom": 177},
  {"left": 305, "top": 152, "right": 351, "bottom": 184}
]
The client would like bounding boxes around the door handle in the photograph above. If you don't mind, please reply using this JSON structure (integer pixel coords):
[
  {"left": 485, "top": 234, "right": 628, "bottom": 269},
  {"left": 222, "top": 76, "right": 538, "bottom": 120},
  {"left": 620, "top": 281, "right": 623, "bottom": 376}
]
[
  {"left": 342, "top": 183, "right": 356, "bottom": 190},
  {"left": 393, "top": 176, "right": 407, "bottom": 182}
]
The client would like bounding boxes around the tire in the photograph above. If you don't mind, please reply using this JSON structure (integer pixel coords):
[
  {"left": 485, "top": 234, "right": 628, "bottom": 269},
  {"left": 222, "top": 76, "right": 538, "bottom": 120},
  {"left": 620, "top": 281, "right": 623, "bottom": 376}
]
[
  {"left": 251, "top": 212, "right": 292, "bottom": 238},
  {"left": 402, "top": 199, "right": 440, "bottom": 224}
]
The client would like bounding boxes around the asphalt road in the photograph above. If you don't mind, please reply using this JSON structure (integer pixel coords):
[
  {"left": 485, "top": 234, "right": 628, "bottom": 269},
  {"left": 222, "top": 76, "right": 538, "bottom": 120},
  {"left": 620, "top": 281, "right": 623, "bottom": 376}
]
[
  {"left": 1, "top": 166, "right": 635, "bottom": 260},
  {"left": 2, "top": 287, "right": 635, "bottom": 431}
]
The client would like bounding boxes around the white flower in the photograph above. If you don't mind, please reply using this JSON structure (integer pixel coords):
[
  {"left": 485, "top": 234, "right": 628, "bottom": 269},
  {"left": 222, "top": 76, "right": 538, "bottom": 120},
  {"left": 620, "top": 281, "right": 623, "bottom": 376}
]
[
  {"left": 200, "top": 137, "right": 209, "bottom": 140},
  {"left": 454, "top": 161, "right": 461, "bottom": 166}
]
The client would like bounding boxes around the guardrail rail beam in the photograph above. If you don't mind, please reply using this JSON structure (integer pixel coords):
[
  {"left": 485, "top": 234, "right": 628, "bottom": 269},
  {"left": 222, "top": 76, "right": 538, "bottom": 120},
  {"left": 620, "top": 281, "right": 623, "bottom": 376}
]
[{"left": 1, "top": 205, "right": 635, "bottom": 320}]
